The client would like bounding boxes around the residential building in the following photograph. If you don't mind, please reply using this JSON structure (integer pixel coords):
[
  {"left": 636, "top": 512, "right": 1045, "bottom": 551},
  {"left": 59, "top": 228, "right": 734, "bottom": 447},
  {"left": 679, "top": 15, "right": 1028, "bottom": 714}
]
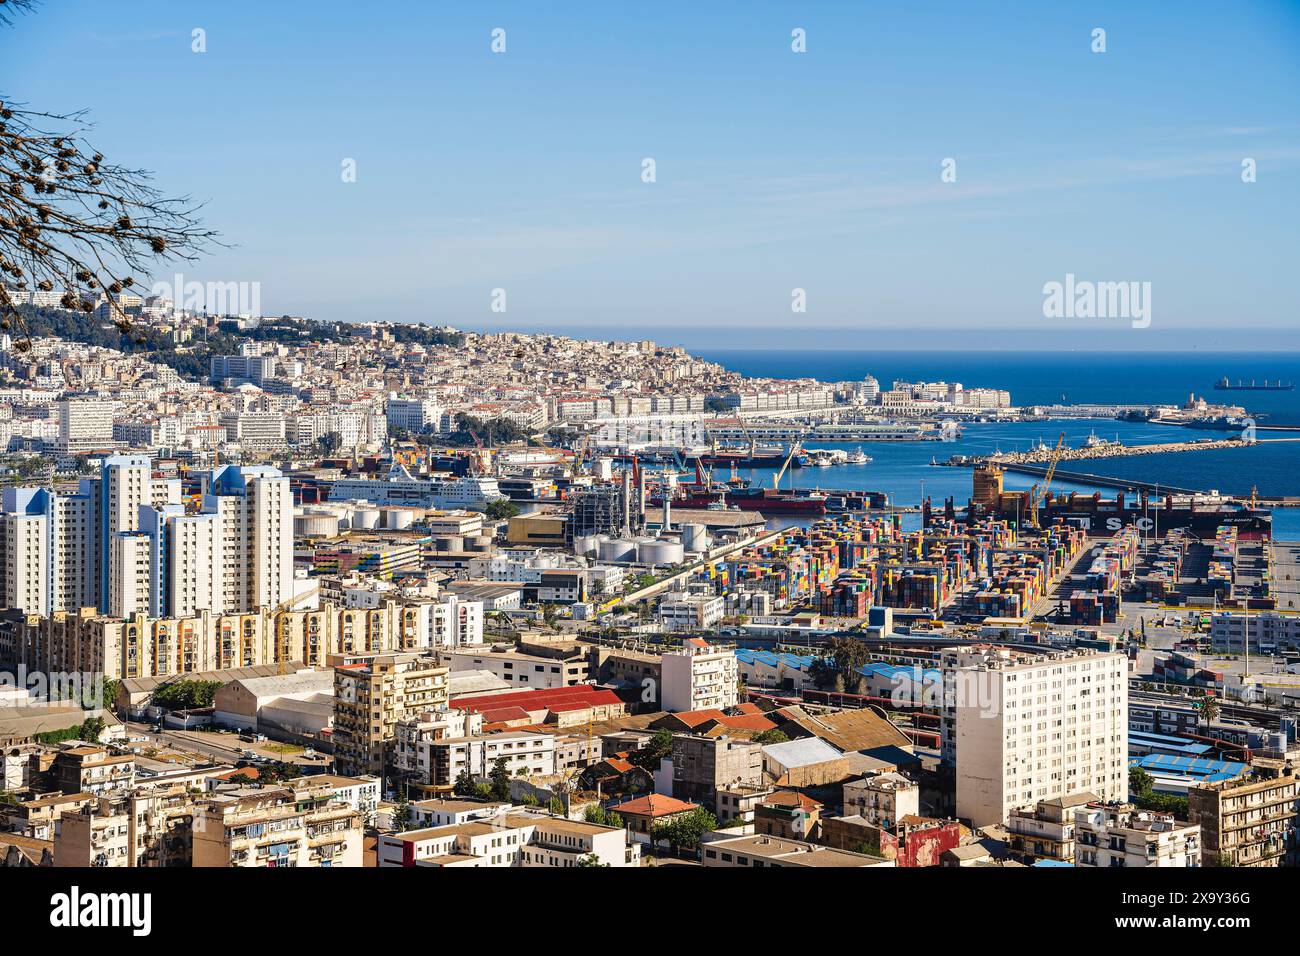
[
  {"left": 948, "top": 647, "right": 1128, "bottom": 827},
  {"left": 376, "top": 809, "right": 640, "bottom": 867},
  {"left": 1074, "top": 802, "right": 1200, "bottom": 868},
  {"left": 192, "top": 784, "right": 363, "bottom": 867},
  {"left": 333, "top": 653, "right": 450, "bottom": 776},
  {"left": 1189, "top": 766, "right": 1297, "bottom": 867},
  {"left": 661, "top": 638, "right": 738, "bottom": 713},
  {"left": 701, "top": 833, "right": 891, "bottom": 868}
]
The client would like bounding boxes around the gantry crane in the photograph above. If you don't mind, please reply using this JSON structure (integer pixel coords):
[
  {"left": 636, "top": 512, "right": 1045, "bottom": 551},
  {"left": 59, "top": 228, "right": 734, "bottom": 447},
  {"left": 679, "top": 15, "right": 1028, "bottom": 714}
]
[{"left": 1027, "top": 432, "right": 1067, "bottom": 528}]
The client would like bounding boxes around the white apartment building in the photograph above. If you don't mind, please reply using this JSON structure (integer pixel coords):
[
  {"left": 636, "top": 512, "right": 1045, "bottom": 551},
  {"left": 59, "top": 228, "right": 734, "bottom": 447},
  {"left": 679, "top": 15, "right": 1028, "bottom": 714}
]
[
  {"left": 949, "top": 647, "right": 1128, "bottom": 828},
  {"left": 659, "top": 592, "right": 725, "bottom": 631},
  {"left": 376, "top": 809, "right": 638, "bottom": 868},
  {"left": 1074, "top": 804, "right": 1201, "bottom": 868},
  {"left": 57, "top": 398, "right": 118, "bottom": 453},
  {"left": 386, "top": 398, "right": 444, "bottom": 433},
  {"left": 394, "top": 708, "right": 486, "bottom": 784},
  {"left": 423, "top": 731, "right": 557, "bottom": 788},
  {"left": 1211, "top": 610, "right": 1300, "bottom": 653},
  {"left": 661, "top": 638, "right": 739, "bottom": 712},
  {"left": 441, "top": 647, "right": 589, "bottom": 689},
  {"left": 107, "top": 533, "right": 152, "bottom": 617},
  {"left": 203, "top": 464, "right": 294, "bottom": 613}
]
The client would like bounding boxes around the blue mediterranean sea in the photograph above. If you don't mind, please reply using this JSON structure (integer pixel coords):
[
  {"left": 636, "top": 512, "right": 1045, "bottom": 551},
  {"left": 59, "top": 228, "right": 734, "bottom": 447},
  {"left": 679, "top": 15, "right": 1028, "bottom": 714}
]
[{"left": 693, "top": 350, "right": 1300, "bottom": 539}]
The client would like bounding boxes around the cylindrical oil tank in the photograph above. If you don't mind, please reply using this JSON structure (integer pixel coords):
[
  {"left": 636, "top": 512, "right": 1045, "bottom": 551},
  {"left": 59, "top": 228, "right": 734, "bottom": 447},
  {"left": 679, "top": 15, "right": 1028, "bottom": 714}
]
[
  {"left": 595, "top": 457, "right": 614, "bottom": 480},
  {"left": 573, "top": 534, "right": 599, "bottom": 557},
  {"left": 352, "top": 508, "right": 380, "bottom": 530},
  {"left": 437, "top": 536, "right": 464, "bottom": 553},
  {"left": 639, "top": 539, "right": 684, "bottom": 565},
  {"left": 385, "top": 508, "right": 414, "bottom": 530},
  {"left": 470, "top": 535, "right": 493, "bottom": 551},
  {"left": 682, "top": 523, "right": 709, "bottom": 552},
  {"left": 599, "top": 538, "right": 637, "bottom": 563},
  {"left": 294, "top": 512, "right": 339, "bottom": 537}
]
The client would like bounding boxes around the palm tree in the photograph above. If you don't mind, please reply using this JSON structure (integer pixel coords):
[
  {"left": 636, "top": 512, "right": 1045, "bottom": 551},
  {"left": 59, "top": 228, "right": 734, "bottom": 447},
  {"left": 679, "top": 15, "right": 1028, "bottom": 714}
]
[{"left": 1199, "top": 697, "right": 1220, "bottom": 728}]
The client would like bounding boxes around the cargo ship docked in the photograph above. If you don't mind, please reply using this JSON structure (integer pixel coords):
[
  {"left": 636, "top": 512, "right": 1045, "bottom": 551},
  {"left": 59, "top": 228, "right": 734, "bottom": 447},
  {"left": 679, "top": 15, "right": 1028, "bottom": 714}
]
[
  {"left": 1213, "top": 376, "right": 1294, "bottom": 391},
  {"left": 939, "top": 463, "right": 1272, "bottom": 539}
]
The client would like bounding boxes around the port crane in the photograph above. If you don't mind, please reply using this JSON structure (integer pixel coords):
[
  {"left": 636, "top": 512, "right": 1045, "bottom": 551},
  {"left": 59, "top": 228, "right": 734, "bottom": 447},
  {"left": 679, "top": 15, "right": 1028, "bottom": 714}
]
[
  {"left": 1026, "top": 432, "right": 1067, "bottom": 528},
  {"left": 772, "top": 439, "right": 804, "bottom": 492}
]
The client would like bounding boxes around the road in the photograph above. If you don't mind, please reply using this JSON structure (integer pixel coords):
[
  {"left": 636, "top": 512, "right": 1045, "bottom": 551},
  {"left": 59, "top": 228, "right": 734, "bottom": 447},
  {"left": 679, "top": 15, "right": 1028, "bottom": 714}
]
[{"left": 123, "top": 720, "right": 330, "bottom": 769}]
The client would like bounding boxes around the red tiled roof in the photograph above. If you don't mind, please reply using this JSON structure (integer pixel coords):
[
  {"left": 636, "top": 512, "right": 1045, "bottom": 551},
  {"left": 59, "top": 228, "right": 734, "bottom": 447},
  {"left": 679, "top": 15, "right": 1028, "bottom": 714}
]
[
  {"left": 670, "top": 708, "right": 727, "bottom": 728},
  {"left": 612, "top": 794, "right": 699, "bottom": 817},
  {"left": 452, "top": 685, "right": 621, "bottom": 714},
  {"left": 718, "top": 713, "right": 777, "bottom": 732},
  {"left": 478, "top": 706, "right": 532, "bottom": 723}
]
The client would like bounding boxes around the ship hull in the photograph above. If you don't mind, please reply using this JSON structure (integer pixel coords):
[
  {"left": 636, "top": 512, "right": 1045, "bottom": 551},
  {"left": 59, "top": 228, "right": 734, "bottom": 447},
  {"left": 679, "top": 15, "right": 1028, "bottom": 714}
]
[{"left": 651, "top": 494, "right": 826, "bottom": 515}]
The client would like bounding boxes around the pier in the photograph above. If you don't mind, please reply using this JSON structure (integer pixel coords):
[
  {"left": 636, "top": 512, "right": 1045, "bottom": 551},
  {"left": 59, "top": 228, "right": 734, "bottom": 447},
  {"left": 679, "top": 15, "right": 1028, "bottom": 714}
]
[{"left": 999, "top": 463, "right": 1207, "bottom": 496}]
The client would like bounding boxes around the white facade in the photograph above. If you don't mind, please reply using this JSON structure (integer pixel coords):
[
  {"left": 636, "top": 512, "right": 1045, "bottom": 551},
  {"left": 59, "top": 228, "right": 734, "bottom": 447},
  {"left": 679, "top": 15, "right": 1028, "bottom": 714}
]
[
  {"left": 951, "top": 647, "right": 1129, "bottom": 828},
  {"left": 661, "top": 640, "right": 739, "bottom": 712},
  {"left": 1075, "top": 805, "right": 1200, "bottom": 868}
]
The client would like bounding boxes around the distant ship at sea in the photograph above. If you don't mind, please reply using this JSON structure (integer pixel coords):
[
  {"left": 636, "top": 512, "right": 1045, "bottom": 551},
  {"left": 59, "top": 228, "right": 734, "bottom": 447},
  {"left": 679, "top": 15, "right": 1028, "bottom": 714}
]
[{"left": 1214, "top": 376, "right": 1294, "bottom": 391}]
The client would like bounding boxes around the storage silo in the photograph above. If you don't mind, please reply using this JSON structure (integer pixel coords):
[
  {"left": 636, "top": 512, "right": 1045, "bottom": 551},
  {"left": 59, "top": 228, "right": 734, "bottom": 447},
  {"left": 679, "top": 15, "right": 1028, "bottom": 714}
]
[
  {"left": 599, "top": 538, "right": 637, "bottom": 563},
  {"left": 385, "top": 508, "right": 415, "bottom": 530},
  {"left": 352, "top": 508, "right": 381, "bottom": 530},
  {"left": 682, "top": 523, "right": 710, "bottom": 553}
]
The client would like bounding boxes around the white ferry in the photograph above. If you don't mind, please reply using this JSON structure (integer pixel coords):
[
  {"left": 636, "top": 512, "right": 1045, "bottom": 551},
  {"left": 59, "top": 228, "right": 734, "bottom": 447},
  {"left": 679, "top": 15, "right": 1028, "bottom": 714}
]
[{"left": 330, "top": 463, "right": 506, "bottom": 510}]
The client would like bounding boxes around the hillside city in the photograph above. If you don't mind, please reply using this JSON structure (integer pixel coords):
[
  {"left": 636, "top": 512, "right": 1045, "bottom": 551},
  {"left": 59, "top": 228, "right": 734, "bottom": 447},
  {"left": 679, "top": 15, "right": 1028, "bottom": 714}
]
[{"left": 0, "top": 297, "right": 1292, "bottom": 871}]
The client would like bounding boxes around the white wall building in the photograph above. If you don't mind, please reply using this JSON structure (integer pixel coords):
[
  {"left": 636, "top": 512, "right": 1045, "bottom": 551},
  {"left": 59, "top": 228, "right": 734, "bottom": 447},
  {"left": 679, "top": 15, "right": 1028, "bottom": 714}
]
[
  {"left": 949, "top": 647, "right": 1129, "bottom": 828},
  {"left": 661, "top": 638, "right": 739, "bottom": 712},
  {"left": 1074, "top": 804, "right": 1200, "bottom": 868}
]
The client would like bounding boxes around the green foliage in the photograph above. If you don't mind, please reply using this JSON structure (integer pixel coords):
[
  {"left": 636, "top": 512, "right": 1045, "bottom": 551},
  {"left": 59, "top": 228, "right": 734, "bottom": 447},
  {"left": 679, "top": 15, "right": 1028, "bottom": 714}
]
[
  {"left": 751, "top": 729, "right": 788, "bottom": 745},
  {"left": 489, "top": 756, "right": 512, "bottom": 801},
  {"left": 548, "top": 796, "right": 566, "bottom": 816},
  {"left": 36, "top": 714, "right": 106, "bottom": 745},
  {"left": 576, "top": 853, "right": 610, "bottom": 867},
  {"left": 651, "top": 807, "right": 717, "bottom": 853},
  {"left": 152, "top": 678, "right": 221, "bottom": 710},
  {"left": 629, "top": 728, "right": 674, "bottom": 772},
  {"left": 14, "top": 306, "right": 463, "bottom": 383},
  {"left": 1129, "top": 765, "right": 1188, "bottom": 818},
  {"left": 583, "top": 804, "right": 625, "bottom": 828},
  {"left": 453, "top": 768, "right": 477, "bottom": 798},
  {"left": 484, "top": 498, "right": 520, "bottom": 521}
]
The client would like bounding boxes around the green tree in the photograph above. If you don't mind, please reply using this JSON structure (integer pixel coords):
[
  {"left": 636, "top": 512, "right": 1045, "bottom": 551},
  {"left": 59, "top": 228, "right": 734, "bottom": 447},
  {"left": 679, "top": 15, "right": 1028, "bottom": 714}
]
[
  {"left": 489, "top": 756, "right": 512, "bottom": 801},
  {"left": 652, "top": 807, "right": 717, "bottom": 855},
  {"left": 453, "top": 768, "right": 476, "bottom": 797},
  {"left": 548, "top": 796, "right": 566, "bottom": 816},
  {"left": 629, "top": 728, "right": 674, "bottom": 772},
  {"left": 1129, "top": 766, "right": 1153, "bottom": 798},
  {"left": 484, "top": 498, "right": 520, "bottom": 521},
  {"left": 152, "top": 678, "right": 221, "bottom": 710},
  {"left": 79, "top": 715, "right": 107, "bottom": 742},
  {"left": 393, "top": 784, "right": 412, "bottom": 831},
  {"left": 751, "top": 729, "right": 788, "bottom": 745},
  {"left": 576, "top": 853, "right": 609, "bottom": 867}
]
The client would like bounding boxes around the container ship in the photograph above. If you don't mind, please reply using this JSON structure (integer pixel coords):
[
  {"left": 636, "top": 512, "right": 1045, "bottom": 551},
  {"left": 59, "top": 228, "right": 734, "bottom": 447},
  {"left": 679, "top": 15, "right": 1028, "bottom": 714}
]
[
  {"left": 1214, "top": 376, "right": 1294, "bottom": 391},
  {"left": 944, "top": 464, "right": 1272, "bottom": 539},
  {"left": 652, "top": 486, "right": 829, "bottom": 515}
]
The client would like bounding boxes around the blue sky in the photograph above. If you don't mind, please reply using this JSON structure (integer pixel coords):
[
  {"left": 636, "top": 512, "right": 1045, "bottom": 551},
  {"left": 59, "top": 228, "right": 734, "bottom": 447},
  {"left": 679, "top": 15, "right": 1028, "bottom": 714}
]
[{"left": 4, "top": 0, "right": 1299, "bottom": 348}]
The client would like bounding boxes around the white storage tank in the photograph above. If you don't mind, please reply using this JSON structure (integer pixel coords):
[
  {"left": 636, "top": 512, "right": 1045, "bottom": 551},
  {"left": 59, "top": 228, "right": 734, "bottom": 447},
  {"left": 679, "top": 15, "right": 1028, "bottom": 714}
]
[
  {"left": 572, "top": 534, "right": 599, "bottom": 557},
  {"left": 595, "top": 457, "right": 614, "bottom": 480},
  {"left": 599, "top": 538, "right": 638, "bottom": 563},
  {"left": 682, "top": 523, "right": 710, "bottom": 553},
  {"left": 352, "top": 508, "right": 380, "bottom": 530},
  {"left": 294, "top": 512, "right": 339, "bottom": 538},
  {"left": 384, "top": 508, "right": 415, "bottom": 530},
  {"left": 638, "top": 538, "right": 685, "bottom": 565}
]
